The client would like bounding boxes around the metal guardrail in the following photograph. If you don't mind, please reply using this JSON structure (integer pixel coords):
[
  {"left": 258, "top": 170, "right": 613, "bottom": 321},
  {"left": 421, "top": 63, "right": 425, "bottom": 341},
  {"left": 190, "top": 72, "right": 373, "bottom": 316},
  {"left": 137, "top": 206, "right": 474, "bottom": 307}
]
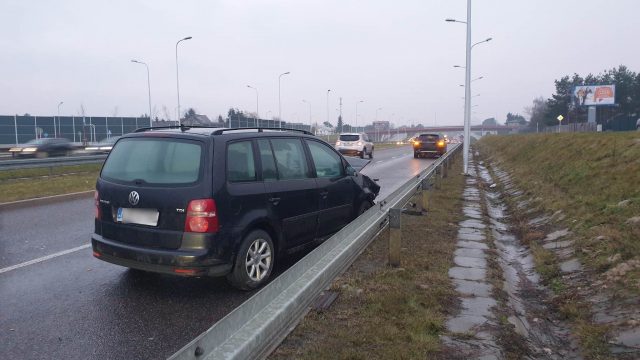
[
  {"left": 0, "top": 155, "right": 107, "bottom": 171},
  {"left": 169, "top": 143, "right": 461, "bottom": 360}
]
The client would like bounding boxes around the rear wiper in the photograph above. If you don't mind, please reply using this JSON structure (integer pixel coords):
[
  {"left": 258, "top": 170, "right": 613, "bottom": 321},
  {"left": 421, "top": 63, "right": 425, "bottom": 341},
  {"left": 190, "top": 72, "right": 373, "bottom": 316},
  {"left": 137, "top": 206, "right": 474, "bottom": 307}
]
[{"left": 132, "top": 178, "right": 148, "bottom": 185}]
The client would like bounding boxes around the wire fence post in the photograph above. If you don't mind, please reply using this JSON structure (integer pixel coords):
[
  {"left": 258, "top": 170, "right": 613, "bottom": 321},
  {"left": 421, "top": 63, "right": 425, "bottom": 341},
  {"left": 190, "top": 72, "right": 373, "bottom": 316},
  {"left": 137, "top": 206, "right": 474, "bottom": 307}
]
[
  {"left": 14, "top": 115, "right": 18, "bottom": 145},
  {"left": 388, "top": 208, "right": 402, "bottom": 267}
]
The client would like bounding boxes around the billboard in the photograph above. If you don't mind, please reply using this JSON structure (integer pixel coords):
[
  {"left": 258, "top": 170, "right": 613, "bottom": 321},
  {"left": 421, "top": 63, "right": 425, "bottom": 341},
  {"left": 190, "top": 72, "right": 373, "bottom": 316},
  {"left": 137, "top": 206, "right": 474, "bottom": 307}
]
[{"left": 573, "top": 85, "right": 615, "bottom": 106}]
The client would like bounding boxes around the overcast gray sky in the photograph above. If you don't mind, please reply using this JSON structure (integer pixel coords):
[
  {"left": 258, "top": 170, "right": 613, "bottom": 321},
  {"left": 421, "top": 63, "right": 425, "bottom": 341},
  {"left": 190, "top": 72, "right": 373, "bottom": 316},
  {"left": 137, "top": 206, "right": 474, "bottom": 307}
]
[{"left": 1, "top": 0, "right": 638, "bottom": 127}]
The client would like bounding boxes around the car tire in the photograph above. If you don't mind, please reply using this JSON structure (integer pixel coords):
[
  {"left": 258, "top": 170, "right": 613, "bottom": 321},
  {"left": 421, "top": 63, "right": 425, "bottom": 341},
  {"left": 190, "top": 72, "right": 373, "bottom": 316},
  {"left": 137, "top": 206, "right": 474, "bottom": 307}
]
[
  {"left": 36, "top": 151, "right": 49, "bottom": 159},
  {"left": 368, "top": 147, "right": 373, "bottom": 159},
  {"left": 413, "top": 152, "right": 419, "bottom": 159},
  {"left": 227, "top": 229, "right": 274, "bottom": 291},
  {"left": 360, "top": 149, "right": 365, "bottom": 159}
]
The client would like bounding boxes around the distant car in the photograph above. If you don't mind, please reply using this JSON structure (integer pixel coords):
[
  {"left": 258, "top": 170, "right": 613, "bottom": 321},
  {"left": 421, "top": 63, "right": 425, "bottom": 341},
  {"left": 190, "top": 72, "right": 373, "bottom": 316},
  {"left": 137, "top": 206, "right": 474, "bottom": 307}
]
[
  {"left": 636, "top": 118, "right": 640, "bottom": 130},
  {"left": 413, "top": 133, "right": 447, "bottom": 158},
  {"left": 335, "top": 133, "right": 374, "bottom": 159},
  {"left": 91, "top": 126, "right": 380, "bottom": 290},
  {"left": 85, "top": 136, "right": 120, "bottom": 154},
  {"left": 9, "top": 138, "right": 74, "bottom": 158}
]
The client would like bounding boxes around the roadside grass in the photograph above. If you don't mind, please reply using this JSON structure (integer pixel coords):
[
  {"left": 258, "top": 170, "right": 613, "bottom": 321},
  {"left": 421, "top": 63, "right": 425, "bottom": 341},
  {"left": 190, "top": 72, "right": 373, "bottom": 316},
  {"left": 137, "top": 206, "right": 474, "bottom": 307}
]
[
  {"left": 0, "top": 163, "right": 101, "bottom": 181},
  {"left": 270, "top": 157, "right": 464, "bottom": 360},
  {"left": 477, "top": 132, "right": 640, "bottom": 289},
  {"left": 477, "top": 132, "right": 640, "bottom": 358},
  {"left": 0, "top": 165, "right": 99, "bottom": 202}
]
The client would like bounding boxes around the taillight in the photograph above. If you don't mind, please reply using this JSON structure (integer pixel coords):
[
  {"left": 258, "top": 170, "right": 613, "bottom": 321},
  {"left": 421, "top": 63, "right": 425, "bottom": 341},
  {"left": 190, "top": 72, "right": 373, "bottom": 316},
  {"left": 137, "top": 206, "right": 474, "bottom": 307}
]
[
  {"left": 185, "top": 199, "right": 218, "bottom": 233},
  {"left": 437, "top": 140, "right": 445, "bottom": 147},
  {"left": 413, "top": 141, "right": 420, "bottom": 146},
  {"left": 94, "top": 190, "right": 101, "bottom": 220}
]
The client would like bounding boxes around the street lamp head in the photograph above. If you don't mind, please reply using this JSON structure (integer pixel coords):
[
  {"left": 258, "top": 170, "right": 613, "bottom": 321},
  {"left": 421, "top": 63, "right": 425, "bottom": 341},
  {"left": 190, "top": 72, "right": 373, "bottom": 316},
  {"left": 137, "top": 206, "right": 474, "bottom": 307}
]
[
  {"left": 453, "top": 65, "right": 465, "bottom": 68},
  {"left": 183, "top": 36, "right": 192, "bottom": 40},
  {"left": 58, "top": 101, "right": 64, "bottom": 106},
  {"left": 486, "top": 37, "right": 493, "bottom": 42},
  {"left": 445, "top": 18, "right": 456, "bottom": 22},
  {"left": 283, "top": 72, "right": 290, "bottom": 75}
]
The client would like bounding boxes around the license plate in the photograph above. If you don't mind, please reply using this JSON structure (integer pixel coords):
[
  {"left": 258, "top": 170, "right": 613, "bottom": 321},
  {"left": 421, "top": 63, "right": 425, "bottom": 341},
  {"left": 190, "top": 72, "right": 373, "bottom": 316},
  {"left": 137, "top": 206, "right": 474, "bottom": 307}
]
[{"left": 116, "top": 208, "right": 159, "bottom": 226}]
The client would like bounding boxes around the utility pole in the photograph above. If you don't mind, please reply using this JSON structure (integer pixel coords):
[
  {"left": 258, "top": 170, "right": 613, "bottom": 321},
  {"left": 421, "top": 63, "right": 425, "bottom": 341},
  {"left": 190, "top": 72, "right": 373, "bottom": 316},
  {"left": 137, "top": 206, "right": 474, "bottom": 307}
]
[{"left": 339, "top": 97, "right": 343, "bottom": 133}]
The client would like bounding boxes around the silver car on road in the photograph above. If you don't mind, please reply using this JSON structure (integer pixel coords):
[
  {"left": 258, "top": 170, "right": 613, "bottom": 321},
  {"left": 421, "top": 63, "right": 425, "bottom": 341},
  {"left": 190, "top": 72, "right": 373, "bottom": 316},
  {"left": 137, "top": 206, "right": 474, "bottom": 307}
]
[{"left": 335, "top": 133, "right": 374, "bottom": 159}]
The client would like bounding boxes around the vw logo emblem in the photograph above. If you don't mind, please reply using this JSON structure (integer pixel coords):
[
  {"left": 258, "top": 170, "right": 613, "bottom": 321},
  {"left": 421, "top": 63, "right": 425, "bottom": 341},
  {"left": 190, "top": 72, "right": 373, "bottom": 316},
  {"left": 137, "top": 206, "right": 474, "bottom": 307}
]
[{"left": 128, "top": 191, "right": 140, "bottom": 206}]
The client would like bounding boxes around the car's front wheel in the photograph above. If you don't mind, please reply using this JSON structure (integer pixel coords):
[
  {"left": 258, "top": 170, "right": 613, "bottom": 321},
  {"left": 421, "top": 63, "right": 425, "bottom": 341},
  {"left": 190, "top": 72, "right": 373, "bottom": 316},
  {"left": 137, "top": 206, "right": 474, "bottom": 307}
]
[{"left": 227, "top": 230, "right": 274, "bottom": 290}]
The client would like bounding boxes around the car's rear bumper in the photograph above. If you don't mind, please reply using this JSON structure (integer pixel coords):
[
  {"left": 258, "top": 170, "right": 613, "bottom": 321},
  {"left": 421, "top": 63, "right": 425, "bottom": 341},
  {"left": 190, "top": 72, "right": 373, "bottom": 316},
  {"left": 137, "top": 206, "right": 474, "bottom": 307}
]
[
  {"left": 91, "top": 234, "right": 232, "bottom": 277},
  {"left": 337, "top": 148, "right": 364, "bottom": 156}
]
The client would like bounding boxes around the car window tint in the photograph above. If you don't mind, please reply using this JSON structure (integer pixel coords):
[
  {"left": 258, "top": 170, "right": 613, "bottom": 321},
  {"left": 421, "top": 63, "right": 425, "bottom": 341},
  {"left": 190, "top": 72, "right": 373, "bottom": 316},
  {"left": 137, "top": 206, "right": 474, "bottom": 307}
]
[
  {"left": 307, "top": 140, "right": 343, "bottom": 178},
  {"left": 101, "top": 138, "right": 202, "bottom": 184},
  {"left": 339, "top": 134, "right": 359, "bottom": 141},
  {"left": 227, "top": 141, "right": 257, "bottom": 182},
  {"left": 270, "top": 138, "right": 310, "bottom": 180},
  {"left": 257, "top": 139, "right": 278, "bottom": 181}
]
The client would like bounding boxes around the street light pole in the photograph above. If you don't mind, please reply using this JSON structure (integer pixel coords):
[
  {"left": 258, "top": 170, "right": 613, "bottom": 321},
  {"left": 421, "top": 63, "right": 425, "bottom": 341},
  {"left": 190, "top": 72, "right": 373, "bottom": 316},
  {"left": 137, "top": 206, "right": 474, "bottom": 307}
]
[
  {"left": 175, "top": 36, "right": 192, "bottom": 126},
  {"left": 375, "top": 107, "right": 382, "bottom": 142},
  {"left": 355, "top": 100, "right": 363, "bottom": 132},
  {"left": 247, "top": 85, "right": 259, "bottom": 126},
  {"left": 302, "top": 99, "right": 312, "bottom": 133},
  {"left": 326, "top": 89, "right": 331, "bottom": 132},
  {"left": 56, "top": 101, "right": 63, "bottom": 137},
  {"left": 131, "top": 59, "right": 152, "bottom": 125},
  {"left": 278, "top": 71, "right": 290, "bottom": 128}
]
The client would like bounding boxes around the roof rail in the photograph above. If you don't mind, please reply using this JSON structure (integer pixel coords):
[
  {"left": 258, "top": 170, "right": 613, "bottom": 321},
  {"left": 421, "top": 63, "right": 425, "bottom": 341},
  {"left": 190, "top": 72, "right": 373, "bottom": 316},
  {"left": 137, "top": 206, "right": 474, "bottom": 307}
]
[
  {"left": 211, "top": 127, "right": 313, "bottom": 135},
  {"left": 134, "top": 125, "right": 223, "bottom": 133}
]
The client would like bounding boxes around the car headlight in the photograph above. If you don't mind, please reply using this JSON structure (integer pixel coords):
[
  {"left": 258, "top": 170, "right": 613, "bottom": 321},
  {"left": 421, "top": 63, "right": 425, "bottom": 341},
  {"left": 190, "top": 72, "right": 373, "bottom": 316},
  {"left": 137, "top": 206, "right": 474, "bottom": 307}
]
[
  {"left": 336, "top": 141, "right": 341, "bottom": 146},
  {"left": 99, "top": 146, "right": 113, "bottom": 151},
  {"left": 9, "top": 147, "right": 21, "bottom": 152},
  {"left": 22, "top": 147, "right": 37, "bottom": 152},
  {"left": 85, "top": 147, "right": 98, "bottom": 151}
]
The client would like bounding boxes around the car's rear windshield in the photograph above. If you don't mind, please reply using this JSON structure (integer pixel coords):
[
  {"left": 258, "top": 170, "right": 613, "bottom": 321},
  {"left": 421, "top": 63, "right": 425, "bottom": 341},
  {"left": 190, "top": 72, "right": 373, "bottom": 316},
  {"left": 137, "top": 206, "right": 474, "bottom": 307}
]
[
  {"left": 418, "top": 134, "right": 439, "bottom": 141},
  {"left": 101, "top": 138, "right": 203, "bottom": 185},
  {"left": 339, "top": 135, "right": 360, "bottom": 141}
]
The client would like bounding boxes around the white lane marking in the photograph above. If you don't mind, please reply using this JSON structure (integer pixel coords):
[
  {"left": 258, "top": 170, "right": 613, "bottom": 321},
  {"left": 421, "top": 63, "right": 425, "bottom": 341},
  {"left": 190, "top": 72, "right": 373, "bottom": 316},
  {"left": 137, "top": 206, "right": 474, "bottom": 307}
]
[
  {"left": 375, "top": 160, "right": 385, "bottom": 163},
  {"left": 0, "top": 244, "right": 91, "bottom": 274}
]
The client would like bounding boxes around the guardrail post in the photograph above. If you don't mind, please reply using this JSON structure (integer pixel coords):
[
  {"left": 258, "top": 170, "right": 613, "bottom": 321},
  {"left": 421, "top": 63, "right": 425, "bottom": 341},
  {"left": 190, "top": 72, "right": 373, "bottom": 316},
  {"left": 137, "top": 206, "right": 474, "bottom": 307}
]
[
  {"left": 442, "top": 161, "right": 448, "bottom": 178},
  {"left": 434, "top": 166, "right": 441, "bottom": 189},
  {"left": 388, "top": 208, "right": 402, "bottom": 267},
  {"left": 422, "top": 178, "right": 431, "bottom": 212}
]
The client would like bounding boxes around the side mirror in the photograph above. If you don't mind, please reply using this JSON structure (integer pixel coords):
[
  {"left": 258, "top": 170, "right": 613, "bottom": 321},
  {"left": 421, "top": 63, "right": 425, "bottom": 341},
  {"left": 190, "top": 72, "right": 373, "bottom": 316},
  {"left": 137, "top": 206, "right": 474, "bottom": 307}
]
[{"left": 346, "top": 166, "right": 357, "bottom": 176}]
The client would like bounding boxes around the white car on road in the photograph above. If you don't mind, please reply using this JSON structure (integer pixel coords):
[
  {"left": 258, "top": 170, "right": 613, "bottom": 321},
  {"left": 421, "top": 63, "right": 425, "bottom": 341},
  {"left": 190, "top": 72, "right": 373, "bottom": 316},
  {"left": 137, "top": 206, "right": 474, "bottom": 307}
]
[{"left": 335, "top": 133, "right": 374, "bottom": 159}]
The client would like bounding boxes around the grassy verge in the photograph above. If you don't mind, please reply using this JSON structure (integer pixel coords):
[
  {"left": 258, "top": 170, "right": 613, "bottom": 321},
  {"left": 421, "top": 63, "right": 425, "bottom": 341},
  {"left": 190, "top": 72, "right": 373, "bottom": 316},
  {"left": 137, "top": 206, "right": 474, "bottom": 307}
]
[
  {"left": 270, "top": 157, "right": 465, "bottom": 359},
  {"left": 477, "top": 132, "right": 640, "bottom": 358},
  {"left": 0, "top": 164, "right": 100, "bottom": 202}
]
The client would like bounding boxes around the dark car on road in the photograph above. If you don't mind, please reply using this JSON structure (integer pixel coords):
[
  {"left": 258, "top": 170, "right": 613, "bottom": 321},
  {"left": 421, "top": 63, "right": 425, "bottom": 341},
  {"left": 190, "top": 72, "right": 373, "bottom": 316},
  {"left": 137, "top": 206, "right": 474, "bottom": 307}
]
[
  {"left": 84, "top": 136, "right": 121, "bottom": 154},
  {"left": 413, "top": 133, "right": 447, "bottom": 158},
  {"left": 91, "top": 126, "right": 380, "bottom": 290},
  {"left": 9, "top": 138, "right": 74, "bottom": 158}
]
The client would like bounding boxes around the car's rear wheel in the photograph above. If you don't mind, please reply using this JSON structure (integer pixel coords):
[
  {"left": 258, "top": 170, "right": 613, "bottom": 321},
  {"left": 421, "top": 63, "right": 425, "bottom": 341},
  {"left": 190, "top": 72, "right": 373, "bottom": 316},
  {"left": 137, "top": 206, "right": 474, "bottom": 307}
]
[
  {"left": 36, "top": 151, "right": 49, "bottom": 159},
  {"left": 227, "top": 230, "right": 274, "bottom": 290},
  {"left": 413, "top": 152, "right": 419, "bottom": 158},
  {"left": 368, "top": 147, "right": 373, "bottom": 159},
  {"left": 360, "top": 149, "right": 365, "bottom": 159}
]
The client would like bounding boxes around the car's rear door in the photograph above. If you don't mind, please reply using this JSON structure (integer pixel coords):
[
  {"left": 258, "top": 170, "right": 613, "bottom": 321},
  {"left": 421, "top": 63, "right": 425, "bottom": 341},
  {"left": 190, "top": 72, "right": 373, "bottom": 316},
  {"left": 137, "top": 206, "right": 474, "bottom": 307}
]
[
  {"left": 262, "top": 137, "right": 319, "bottom": 249},
  {"left": 305, "top": 139, "right": 355, "bottom": 237}
]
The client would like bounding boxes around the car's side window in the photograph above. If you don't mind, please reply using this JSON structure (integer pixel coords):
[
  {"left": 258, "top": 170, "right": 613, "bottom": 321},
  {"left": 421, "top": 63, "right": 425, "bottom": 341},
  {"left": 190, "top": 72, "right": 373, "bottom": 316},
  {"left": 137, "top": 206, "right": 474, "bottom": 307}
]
[
  {"left": 227, "top": 141, "right": 257, "bottom": 182},
  {"left": 362, "top": 134, "right": 369, "bottom": 142},
  {"left": 257, "top": 139, "right": 278, "bottom": 181},
  {"left": 307, "top": 140, "right": 344, "bottom": 178},
  {"left": 270, "top": 138, "right": 310, "bottom": 180}
]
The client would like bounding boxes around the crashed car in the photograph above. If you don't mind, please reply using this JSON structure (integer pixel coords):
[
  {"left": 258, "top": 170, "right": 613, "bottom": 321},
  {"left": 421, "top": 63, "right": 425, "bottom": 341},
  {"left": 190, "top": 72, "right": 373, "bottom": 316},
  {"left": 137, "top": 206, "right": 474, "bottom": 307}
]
[{"left": 92, "top": 126, "right": 380, "bottom": 290}]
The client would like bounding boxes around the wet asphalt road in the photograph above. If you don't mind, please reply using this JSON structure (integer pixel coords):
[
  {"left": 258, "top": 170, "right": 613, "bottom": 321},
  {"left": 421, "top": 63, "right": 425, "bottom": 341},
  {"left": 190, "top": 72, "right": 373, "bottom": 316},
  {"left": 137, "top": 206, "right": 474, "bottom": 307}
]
[{"left": 0, "top": 145, "right": 435, "bottom": 360}]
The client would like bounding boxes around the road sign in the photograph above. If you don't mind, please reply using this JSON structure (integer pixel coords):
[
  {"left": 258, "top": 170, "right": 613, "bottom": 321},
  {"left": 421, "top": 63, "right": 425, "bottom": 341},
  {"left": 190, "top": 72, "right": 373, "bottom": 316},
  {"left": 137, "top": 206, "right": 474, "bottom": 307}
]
[{"left": 557, "top": 115, "right": 564, "bottom": 122}]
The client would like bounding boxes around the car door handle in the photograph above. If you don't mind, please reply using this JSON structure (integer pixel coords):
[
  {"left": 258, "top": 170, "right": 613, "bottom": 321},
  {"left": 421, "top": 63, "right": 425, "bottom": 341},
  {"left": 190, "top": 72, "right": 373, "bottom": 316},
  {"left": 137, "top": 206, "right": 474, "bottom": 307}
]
[
  {"left": 319, "top": 191, "right": 329, "bottom": 199},
  {"left": 268, "top": 197, "right": 281, "bottom": 205}
]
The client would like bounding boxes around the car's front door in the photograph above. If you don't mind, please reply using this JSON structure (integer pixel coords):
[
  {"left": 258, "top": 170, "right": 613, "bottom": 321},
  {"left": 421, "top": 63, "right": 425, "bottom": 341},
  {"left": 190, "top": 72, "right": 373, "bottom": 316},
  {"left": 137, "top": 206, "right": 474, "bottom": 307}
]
[{"left": 305, "top": 139, "right": 356, "bottom": 238}]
